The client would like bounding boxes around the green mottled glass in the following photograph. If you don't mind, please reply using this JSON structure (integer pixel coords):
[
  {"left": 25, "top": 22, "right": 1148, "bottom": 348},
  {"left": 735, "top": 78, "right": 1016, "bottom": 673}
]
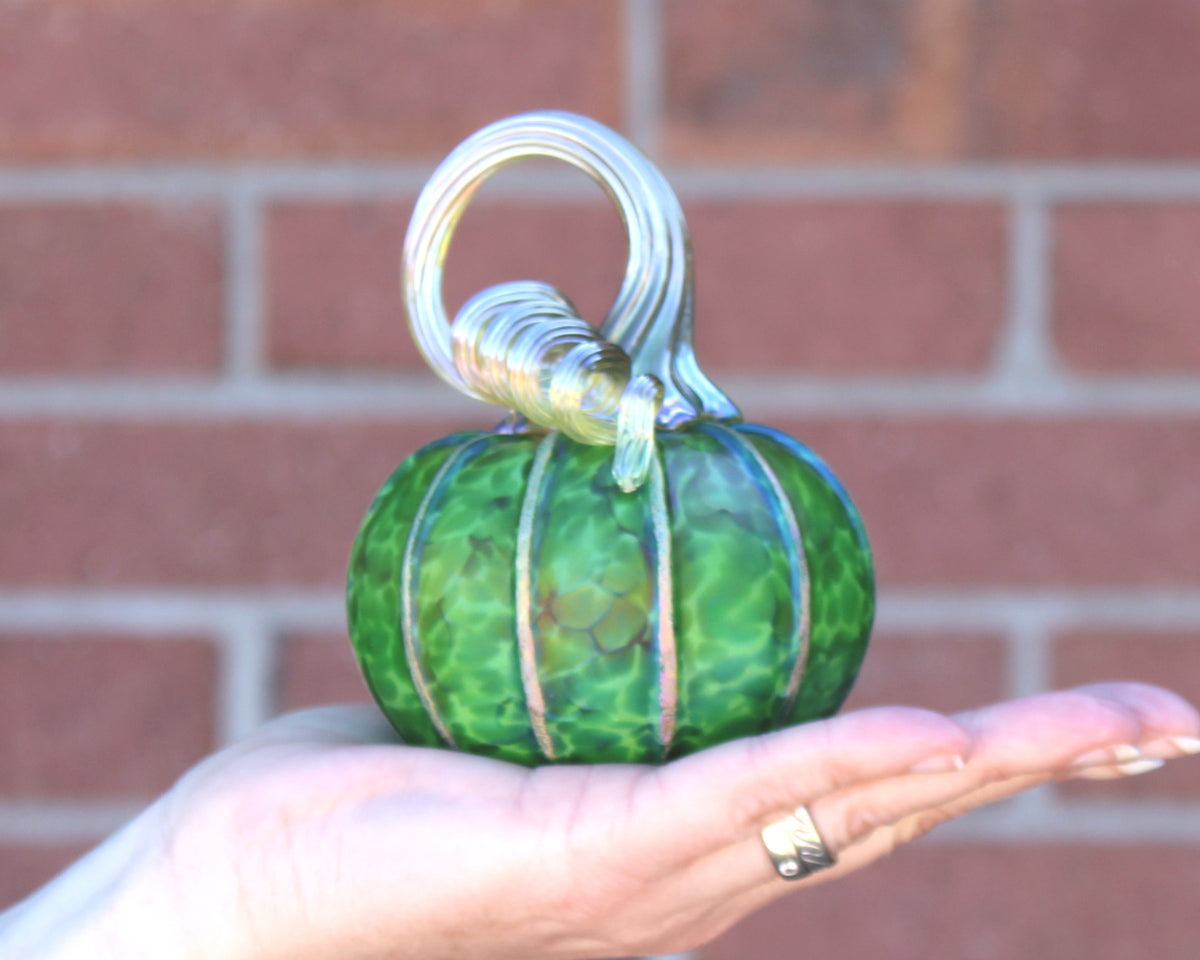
[{"left": 347, "top": 421, "right": 873, "bottom": 765}]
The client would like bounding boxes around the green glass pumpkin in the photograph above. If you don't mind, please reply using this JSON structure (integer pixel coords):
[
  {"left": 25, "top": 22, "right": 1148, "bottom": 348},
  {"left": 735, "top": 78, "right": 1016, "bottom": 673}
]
[
  {"left": 348, "top": 423, "right": 872, "bottom": 765},
  {"left": 346, "top": 112, "right": 875, "bottom": 765}
]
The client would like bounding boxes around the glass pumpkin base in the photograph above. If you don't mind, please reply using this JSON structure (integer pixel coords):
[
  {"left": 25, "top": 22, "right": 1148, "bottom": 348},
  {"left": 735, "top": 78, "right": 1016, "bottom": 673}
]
[{"left": 347, "top": 422, "right": 873, "bottom": 766}]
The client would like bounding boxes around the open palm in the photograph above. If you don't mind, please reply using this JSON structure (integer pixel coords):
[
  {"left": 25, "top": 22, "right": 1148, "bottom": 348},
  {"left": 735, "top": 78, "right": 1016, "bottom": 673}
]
[{"left": 124, "top": 681, "right": 1198, "bottom": 960}]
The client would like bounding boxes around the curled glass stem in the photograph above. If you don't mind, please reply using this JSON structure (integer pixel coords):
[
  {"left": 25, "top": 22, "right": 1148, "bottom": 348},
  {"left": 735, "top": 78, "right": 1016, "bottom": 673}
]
[
  {"left": 405, "top": 112, "right": 738, "bottom": 412},
  {"left": 451, "top": 280, "right": 662, "bottom": 490},
  {"left": 402, "top": 110, "right": 741, "bottom": 489}
]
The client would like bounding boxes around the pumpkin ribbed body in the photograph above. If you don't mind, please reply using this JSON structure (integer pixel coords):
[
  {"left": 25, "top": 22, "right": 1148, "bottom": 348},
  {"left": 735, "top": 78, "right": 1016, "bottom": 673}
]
[{"left": 347, "top": 421, "right": 873, "bottom": 766}]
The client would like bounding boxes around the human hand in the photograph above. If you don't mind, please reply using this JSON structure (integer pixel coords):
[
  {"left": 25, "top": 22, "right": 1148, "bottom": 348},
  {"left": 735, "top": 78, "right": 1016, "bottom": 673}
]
[{"left": 6, "top": 683, "right": 1197, "bottom": 960}]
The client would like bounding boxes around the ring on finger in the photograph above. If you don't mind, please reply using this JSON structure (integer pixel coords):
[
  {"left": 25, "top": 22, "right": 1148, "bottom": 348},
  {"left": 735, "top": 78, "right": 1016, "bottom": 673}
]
[{"left": 761, "top": 805, "right": 836, "bottom": 881}]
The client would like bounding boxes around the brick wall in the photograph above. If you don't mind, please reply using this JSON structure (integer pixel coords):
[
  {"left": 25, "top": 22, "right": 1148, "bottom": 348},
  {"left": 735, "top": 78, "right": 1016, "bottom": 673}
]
[{"left": 2, "top": 2, "right": 1199, "bottom": 958}]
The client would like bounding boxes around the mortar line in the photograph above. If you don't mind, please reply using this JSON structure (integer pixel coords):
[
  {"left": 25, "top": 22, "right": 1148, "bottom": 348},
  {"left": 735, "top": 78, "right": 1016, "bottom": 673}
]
[
  {"left": 4, "top": 589, "right": 1200, "bottom": 635},
  {"left": 729, "top": 375, "right": 1200, "bottom": 415},
  {"left": 224, "top": 179, "right": 265, "bottom": 380},
  {"left": 2, "top": 794, "right": 1196, "bottom": 845},
  {"left": 929, "top": 799, "right": 1200, "bottom": 843},
  {"left": 0, "top": 592, "right": 347, "bottom": 633},
  {"left": 217, "top": 615, "right": 279, "bottom": 744},
  {"left": 12, "top": 164, "right": 1200, "bottom": 202},
  {"left": 876, "top": 590, "right": 1200, "bottom": 631},
  {"left": 0, "top": 377, "right": 476, "bottom": 419},
  {"left": 623, "top": 0, "right": 663, "bottom": 159},
  {"left": 993, "top": 189, "right": 1057, "bottom": 381},
  {"left": 0, "top": 802, "right": 146, "bottom": 843},
  {"left": 4, "top": 375, "right": 1200, "bottom": 420},
  {"left": 1006, "top": 612, "right": 1053, "bottom": 698},
  {"left": 665, "top": 165, "right": 1200, "bottom": 199}
]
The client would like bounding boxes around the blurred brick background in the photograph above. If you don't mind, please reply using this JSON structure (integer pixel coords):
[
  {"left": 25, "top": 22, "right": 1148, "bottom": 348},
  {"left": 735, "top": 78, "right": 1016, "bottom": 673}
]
[{"left": 2, "top": 1, "right": 1200, "bottom": 958}]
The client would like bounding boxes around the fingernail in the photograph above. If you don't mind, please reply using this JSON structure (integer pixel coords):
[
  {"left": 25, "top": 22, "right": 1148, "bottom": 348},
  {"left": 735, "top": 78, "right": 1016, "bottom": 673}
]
[
  {"left": 1070, "top": 743, "right": 1141, "bottom": 769},
  {"left": 1139, "top": 736, "right": 1200, "bottom": 760},
  {"left": 1074, "top": 758, "right": 1165, "bottom": 780},
  {"left": 909, "top": 753, "right": 966, "bottom": 774}
]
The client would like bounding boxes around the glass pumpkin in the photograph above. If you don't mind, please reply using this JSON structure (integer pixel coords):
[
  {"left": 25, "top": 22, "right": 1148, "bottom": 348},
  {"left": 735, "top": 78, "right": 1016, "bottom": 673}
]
[{"left": 346, "top": 112, "right": 874, "bottom": 766}]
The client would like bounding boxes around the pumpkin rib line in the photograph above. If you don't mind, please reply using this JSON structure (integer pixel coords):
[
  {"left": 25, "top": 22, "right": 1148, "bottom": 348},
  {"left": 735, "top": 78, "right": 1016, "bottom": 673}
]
[
  {"left": 648, "top": 445, "right": 678, "bottom": 757},
  {"left": 399, "top": 437, "right": 482, "bottom": 750},
  {"left": 704, "top": 423, "right": 812, "bottom": 726},
  {"left": 515, "top": 431, "right": 560, "bottom": 762},
  {"left": 734, "top": 424, "right": 872, "bottom": 550}
]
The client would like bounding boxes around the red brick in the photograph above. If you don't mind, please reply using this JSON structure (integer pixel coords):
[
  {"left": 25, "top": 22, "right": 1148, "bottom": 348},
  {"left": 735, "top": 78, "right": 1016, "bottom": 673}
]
[
  {"left": 767, "top": 417, "right": 1200, "bottom": 589},
  {"left": 0, "top": 635, "right": 217, "bottom": 799},
  {"left": 0, "top": 419, "right": 477, "bottom": 587},
  {"left": 663, "top": 0, "right": 971, "bottom": 161},
  {"left": 0, "top": 842, "right": 94, "bottom": 911},
  {"left": 1052, "top": 630, "right": 1200, "bottom": 801},
  {"left": 3, "top": 417, "right": 1199, "bottom": 589},
  {"left": 1053, "top": 204, "right": 1200, "bottom": 373},
  {"left": 689, "top": 202, "right": 1006, "bottom": 373},
  {"left": 267, "top": 199, "right": 626, "bottom": 371},
  {"left": 268, "top": 199, "right": 1005, "bottom": 375},
  {"left": 664, "top": 1, "right": 1200, "bottom": 163},
  {"left": 843, "top": 633, "right": 1008, "bottom": 716},
  {"left": 0, "top": 1, "right": 619, "bottom": 161},
  {"left": 705, "top": 843, "right": 1200, "bottom": 960},
  {"left": 0, "top": 204, "right": 223, "bottom": 375},
  {"left": 970, "top": 0, "right": 1200, "bottom": 159},
  {"left": 277, "top": 633, "right": 371, "bottom": 713}
]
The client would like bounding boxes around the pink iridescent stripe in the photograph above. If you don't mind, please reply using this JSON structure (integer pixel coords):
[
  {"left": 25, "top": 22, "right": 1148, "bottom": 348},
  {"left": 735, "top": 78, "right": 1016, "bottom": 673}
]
[
  {"left": 514, "top": 432, "right": 560, "bottom": 761},
  {"left": 399, "top": 439, "right": 480, "bottom": 749},
  {"left": 648, "top": 450, "right": 679, "bottom": 753},
  {"left": 708, "top": 424, "right": 811, "bottom": 722}
]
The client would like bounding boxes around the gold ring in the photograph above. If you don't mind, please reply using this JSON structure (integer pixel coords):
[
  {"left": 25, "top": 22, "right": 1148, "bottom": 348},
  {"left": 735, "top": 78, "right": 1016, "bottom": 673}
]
[{"left": 761, "top": 805, "right": 836, "bottom": 881}]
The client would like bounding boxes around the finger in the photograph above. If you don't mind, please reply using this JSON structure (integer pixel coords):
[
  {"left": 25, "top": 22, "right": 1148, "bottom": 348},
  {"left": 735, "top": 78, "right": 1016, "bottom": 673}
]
[
  {"left": 814, "top": 684, "right": 1195, "bottom": 855},
  {"left": 828, "top": 771, "right": 1055, "bottom": 876},
  {"left": 953, "top": 683, "right": 1200, "bottom": 779},
  {"left": 1074, "top": 680, "right": 1199, "bottom": 725},
  {"left": 1069, "top": 681, "right": 1200, "bottom": 754},
  {"left": 670, "top": 765, "right": 1053, "bottom": 922},
  {"left": 952, "top": 688, "right": 1143, "bottom": 772},
  {"left": 634, "top": 706, "right": 969, "bottom": 854},
  {"left": 673, "top": 683, "right": 1197, "bottom": 898}
]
